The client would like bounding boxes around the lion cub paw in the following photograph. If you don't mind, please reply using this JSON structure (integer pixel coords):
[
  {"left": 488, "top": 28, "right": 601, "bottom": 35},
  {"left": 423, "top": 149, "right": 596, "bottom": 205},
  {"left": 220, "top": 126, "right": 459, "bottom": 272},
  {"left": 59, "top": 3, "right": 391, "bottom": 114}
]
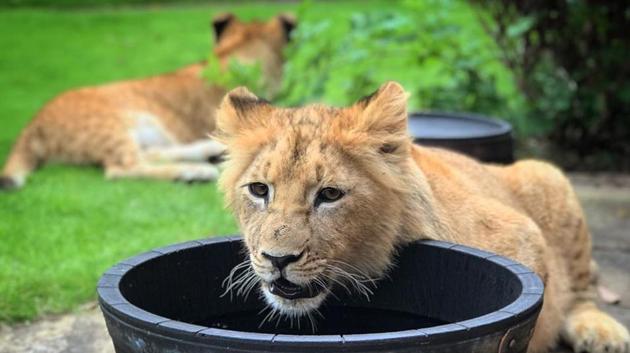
[
  {"left": 176, "top": 165, "right": 219, "bottom": 183},
  {"left": 562, "top": 308, "right": 630, "bottom": 353}
]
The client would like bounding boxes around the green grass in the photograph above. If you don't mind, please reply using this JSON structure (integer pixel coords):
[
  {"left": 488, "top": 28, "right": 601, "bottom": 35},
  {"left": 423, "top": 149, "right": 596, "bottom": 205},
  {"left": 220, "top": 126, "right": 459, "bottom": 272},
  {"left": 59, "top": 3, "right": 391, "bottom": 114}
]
[
  {"left": 0, "top": 2, "right": 303, "bottom": 322},
  {"left": 0, "top": 166, "right": 236, "bottom": 321}
]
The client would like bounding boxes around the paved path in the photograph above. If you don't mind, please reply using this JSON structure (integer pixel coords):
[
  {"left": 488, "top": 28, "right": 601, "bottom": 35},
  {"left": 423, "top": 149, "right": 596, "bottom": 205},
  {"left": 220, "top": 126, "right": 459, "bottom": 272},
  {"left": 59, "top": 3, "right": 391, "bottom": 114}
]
[{"left": 1, "top": 173, "right": 628, "bottom": 353}]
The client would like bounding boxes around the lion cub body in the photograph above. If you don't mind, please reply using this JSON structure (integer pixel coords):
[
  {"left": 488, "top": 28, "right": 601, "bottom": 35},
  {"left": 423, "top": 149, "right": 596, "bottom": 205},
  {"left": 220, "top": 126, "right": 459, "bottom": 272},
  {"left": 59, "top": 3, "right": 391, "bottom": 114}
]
[
  {"left": 217, "top": 82, "right": 629, "bottom": 353},
  {"left": 1, "top": 14, "right": 294, "bottom": 189}
]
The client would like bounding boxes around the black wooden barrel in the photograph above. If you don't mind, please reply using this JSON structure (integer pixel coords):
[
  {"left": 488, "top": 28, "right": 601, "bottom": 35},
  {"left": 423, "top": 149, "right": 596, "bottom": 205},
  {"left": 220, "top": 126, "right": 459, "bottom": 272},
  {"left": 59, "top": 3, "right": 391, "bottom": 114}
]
[
  {"left": 409, "top": 112, "right": 514, "bottom": 164},
  {"left": 98, "top": 236, "right": 543, "bottom": 353}
]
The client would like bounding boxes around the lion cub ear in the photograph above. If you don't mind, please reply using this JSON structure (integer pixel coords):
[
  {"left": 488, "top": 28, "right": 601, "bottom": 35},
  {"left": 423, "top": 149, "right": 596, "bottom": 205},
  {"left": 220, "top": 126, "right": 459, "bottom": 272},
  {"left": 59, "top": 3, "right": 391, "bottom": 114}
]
[
  {"left": 276, "top": 13, "right": 297, "bottom": 42},
  {"left": 212, "top": 13, "right": 236, "bottom": 42},
  {"left": 354, "top": 81, "right": 410, "bottom": 154},
  {"left": 216, "top": 86, "right": 270, "bottom": 141}
]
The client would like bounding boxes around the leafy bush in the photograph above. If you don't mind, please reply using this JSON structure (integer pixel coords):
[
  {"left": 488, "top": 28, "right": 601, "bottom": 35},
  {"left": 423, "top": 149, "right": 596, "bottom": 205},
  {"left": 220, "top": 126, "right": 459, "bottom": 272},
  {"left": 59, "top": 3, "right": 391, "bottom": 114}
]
[{"left": 275, "top": 0, "right": 526, "bottom": 129}]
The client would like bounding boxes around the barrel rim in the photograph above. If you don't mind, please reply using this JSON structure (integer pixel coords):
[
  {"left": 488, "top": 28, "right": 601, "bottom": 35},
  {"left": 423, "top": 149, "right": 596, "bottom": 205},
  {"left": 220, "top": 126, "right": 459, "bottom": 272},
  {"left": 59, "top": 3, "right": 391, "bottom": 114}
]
[
  {"left": 409, "top": 111, "right": 513, "bottom": 141},
  {"left": 97, "top": 236, "right": 543, "bottom": 348}
]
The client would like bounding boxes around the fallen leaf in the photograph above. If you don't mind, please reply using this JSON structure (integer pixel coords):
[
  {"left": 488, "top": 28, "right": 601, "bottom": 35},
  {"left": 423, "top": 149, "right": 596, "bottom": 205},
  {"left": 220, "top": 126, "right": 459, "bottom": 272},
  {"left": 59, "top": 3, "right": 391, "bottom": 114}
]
[{"left": 598, "top": 285, "right": 621, "bottom": 305}]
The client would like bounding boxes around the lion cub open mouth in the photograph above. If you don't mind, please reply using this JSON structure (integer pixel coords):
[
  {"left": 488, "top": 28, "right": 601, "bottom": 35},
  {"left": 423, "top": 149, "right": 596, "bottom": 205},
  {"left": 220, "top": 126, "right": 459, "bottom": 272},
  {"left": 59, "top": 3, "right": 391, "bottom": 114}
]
[{"left": 268, "top": 277, "right": 326, "bottom": 299}]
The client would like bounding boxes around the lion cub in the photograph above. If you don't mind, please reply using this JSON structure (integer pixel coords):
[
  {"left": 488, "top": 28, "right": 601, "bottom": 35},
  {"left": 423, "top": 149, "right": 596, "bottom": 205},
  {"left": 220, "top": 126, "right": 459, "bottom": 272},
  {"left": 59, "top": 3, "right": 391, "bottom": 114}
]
[
  {"left": 215, "top": 82, "right": 629, "bottom": 353},
  {"left": 0, "top": 13, "right": 295, "bottom": 189}
]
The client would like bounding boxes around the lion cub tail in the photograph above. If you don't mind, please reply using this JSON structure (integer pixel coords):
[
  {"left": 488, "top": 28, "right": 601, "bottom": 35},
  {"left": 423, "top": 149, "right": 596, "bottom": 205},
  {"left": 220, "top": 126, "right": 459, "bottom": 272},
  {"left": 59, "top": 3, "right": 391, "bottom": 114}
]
[{"left": 1, "top": 131, "right": 40, "bottom": 190}]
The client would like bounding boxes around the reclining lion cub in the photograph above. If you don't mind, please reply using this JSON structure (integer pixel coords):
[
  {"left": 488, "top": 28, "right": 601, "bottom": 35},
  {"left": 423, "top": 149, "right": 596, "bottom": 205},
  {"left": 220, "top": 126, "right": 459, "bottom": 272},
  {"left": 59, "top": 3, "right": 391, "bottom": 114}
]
[
  {"left": 0, "top": 13, "right": 295, "bottom": 189},
  {"left": 215, "top": 82, "right": 629, "bottom": 353}
]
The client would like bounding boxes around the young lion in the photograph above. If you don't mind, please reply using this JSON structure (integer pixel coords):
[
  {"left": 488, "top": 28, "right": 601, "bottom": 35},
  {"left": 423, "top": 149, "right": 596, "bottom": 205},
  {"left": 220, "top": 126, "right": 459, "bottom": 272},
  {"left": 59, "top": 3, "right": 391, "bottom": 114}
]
[
  {"left": 215, "top": 82, "right": 629, "bottom": 353},
  {"left": 0, "top": 13, "right": 295, "bottom": 190}
]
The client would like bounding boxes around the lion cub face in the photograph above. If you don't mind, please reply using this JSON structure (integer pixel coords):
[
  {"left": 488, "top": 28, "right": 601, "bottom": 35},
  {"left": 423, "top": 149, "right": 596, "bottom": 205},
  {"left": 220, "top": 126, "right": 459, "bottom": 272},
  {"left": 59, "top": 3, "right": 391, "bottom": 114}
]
[{"left": 217, "top": 82, "right": 413, "bottom": 316}]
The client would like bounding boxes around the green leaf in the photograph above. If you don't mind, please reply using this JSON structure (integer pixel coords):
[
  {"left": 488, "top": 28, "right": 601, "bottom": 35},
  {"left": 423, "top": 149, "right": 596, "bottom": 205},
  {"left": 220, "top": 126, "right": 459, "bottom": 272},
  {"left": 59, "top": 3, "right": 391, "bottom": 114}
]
[{"left": 507, "top": 16, "right": 535, "bottom": 38}]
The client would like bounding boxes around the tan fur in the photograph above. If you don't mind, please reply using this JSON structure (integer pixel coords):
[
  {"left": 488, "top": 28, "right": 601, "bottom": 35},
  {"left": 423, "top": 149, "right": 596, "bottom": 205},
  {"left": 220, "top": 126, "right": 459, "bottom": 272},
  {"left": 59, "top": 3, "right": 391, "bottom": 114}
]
[
  {"left": 217, "top": 82, "right": 630, "bottom": 353},
  {"left": 0, "top": 13, "right": 295, "bottom": 189}
]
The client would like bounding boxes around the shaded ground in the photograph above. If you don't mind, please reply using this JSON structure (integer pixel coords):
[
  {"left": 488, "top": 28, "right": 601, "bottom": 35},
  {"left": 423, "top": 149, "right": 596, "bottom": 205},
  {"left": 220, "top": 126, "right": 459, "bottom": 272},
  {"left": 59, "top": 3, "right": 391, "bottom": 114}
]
[{"left": 1, "top": 173, "right": 628, "bottom": 353}]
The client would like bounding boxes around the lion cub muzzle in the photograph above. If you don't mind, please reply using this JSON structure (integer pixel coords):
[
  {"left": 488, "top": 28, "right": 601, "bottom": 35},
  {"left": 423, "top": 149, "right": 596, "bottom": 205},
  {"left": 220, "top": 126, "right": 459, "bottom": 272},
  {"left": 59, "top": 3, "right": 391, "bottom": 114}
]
[
  {"left": 260, "top": 250, "right": 325, "bottom": 299},
  {"left": 262, "top": 251, "right": 304, "bottom": 271}
]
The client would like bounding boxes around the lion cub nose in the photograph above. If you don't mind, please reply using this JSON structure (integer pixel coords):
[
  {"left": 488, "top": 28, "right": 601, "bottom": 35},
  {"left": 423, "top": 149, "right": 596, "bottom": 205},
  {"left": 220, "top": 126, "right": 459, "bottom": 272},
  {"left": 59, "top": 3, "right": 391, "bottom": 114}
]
[{"left": 262, "top": 251, "right": 304, "bottom": 271}]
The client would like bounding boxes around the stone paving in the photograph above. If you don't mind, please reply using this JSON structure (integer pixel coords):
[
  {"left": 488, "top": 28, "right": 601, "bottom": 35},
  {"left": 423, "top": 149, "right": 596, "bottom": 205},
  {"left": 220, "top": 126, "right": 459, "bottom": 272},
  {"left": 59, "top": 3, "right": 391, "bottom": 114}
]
[{"left": 0, "top": 173, "right": 628, "bottom": 353}]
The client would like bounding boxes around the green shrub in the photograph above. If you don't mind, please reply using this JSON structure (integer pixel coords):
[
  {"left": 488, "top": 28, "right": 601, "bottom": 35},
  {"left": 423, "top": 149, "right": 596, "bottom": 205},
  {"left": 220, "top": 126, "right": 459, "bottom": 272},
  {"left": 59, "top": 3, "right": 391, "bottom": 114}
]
[{"left": 275, "top": 0, "right": 526, "bottom": 129}]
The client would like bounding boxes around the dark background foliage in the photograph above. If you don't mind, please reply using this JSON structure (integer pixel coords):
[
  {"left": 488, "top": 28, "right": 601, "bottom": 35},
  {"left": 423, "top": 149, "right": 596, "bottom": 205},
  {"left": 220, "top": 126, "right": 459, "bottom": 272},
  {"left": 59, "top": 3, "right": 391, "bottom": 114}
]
[{"left": 474, "top": 0, "right": 630, "bottom": 170}]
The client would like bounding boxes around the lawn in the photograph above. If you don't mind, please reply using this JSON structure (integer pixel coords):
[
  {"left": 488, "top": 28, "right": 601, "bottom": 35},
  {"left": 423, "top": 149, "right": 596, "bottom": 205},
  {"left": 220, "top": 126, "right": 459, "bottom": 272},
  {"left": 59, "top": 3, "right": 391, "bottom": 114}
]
[
  {"left": 0, "top": 0, "right": 508, "bottom": 323},
  {"left": 0, "top": 2, "right": 295, "bottom": 322}
]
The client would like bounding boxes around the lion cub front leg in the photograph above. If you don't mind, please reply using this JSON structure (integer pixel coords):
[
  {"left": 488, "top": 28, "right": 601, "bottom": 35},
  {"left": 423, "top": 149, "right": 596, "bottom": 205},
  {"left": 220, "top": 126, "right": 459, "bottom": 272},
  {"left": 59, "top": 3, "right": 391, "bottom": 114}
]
[
  {"left": 462, "top": 200, "right": 562, "bottom": 353},
  {"left": 562, "top": 295, "right": 629, "bottom": 353},
  {"left": 105, "top": 162, "right": 219, "bottom": 183},
  {"left": 145, "top": 140, "right": 226, "bottom": 164}
]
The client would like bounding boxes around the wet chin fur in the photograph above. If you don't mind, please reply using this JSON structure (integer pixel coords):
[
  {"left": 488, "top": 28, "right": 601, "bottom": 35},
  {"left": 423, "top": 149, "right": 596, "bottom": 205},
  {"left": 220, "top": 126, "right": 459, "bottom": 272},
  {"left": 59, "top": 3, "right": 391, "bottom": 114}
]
[{"left": 261, "top": 283, "right": 328, "bottom": 316}]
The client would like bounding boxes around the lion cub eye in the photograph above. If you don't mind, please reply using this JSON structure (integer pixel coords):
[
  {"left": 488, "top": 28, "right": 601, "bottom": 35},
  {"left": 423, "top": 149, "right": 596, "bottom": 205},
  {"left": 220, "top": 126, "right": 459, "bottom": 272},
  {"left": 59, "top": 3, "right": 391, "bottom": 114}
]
[
  {"left": 248, "top": 182, "right": 269, "bottom": 198},
  {"left": 315, "top": 187, "right": 344, "bottom": 207}
]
